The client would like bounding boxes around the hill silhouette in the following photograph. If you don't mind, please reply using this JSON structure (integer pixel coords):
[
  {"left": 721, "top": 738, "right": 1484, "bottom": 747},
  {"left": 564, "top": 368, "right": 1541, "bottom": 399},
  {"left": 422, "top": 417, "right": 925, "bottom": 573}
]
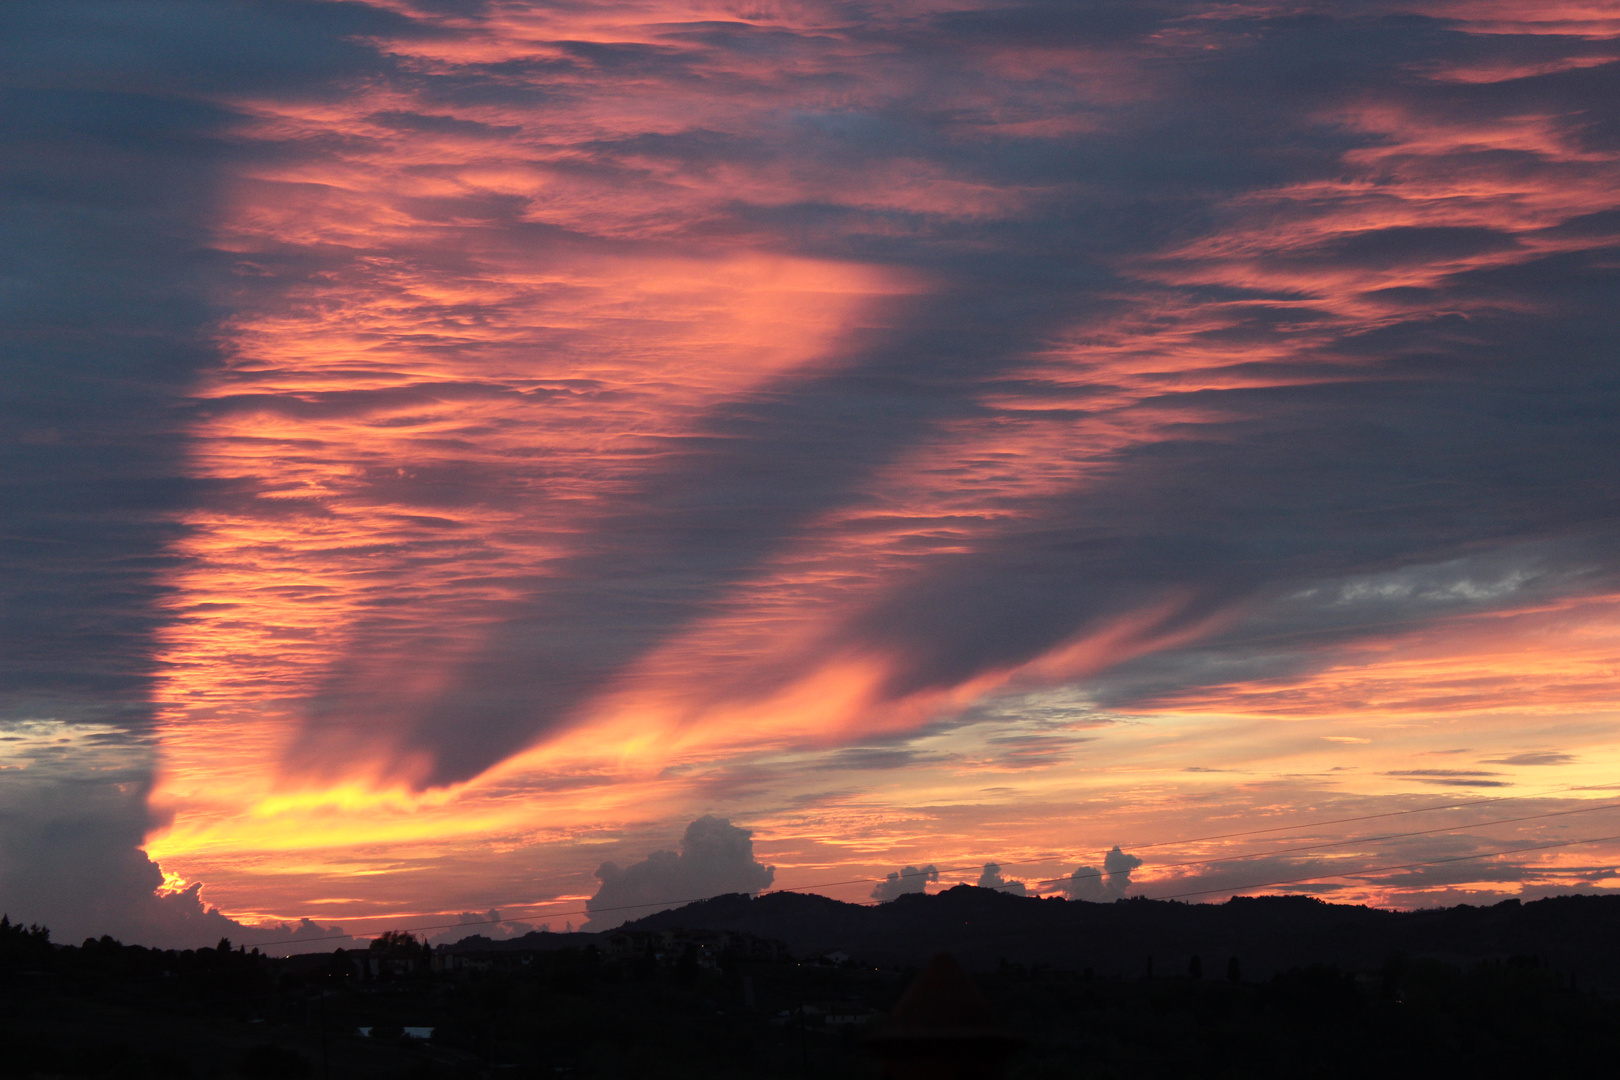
[
  {"left": 454, "top": 886, "right": 1620, "bottom": 990},
  {"left": 9, "top": 895, "right": 1620, "bottom": 1078}
]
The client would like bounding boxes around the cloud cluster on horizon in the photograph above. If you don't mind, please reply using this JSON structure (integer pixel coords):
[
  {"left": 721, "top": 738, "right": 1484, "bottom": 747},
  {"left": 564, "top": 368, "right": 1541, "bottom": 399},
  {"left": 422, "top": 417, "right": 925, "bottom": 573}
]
[
  {"left": 585, "top": 816, "right": 775, "bottom": 929},
  {"left": 1045, "top": 847, "right": 1146, "bottom": 902},
  {"left": 425, "top": 910, "right": 538, "bottom": 948},
  {"left": 871, "top": 865, "right": 941, "bottom": 902},
  {"left": 0, "top": 722, "right": 259, "bottom": 946},
  {"left": 977, "top": 863, "right": 1029, "bottom": 897}
]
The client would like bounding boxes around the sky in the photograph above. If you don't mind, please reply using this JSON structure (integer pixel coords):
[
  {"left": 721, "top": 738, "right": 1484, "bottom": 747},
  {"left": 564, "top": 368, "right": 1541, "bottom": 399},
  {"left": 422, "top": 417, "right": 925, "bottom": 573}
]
[{"left": 3, "top": 0, "right": 1620, "bottom": 951}]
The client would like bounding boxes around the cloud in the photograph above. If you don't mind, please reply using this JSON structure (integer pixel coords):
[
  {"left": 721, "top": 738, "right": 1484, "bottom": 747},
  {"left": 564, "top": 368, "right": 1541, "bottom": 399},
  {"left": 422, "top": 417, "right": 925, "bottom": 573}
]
[
  {"left": 1129, "top": 820, "right": 1620, "bottom": 904},
  {"left": 821, "top": 746, "right": 950, "bottom": 771},
  {"left": 9, "top": 0, "right": 1620, "bottom": 926},
  {"left": 1385, "top": 770, "right": 1510, "bottom": 788},
  {"left": 1107, "top": 847, "right": 1145, "bottom": 881},
  {"left": 145, "top": 0, "right": 1620, "bottom": 803},
  {"left": 0, "top": 0, "right": 445, "bottom": 944},
  {"left": 1052, "top": 847, "right": 1143, "bottom": 901},
  {"left": 365, "top": 110, "right": 520, "bottom": 138},
  {"left": 1482, "top": 752, "right": 1575, "bottom": 766},
  {"left": 585, "top": 816, "right": 774, "bottom": 929},
  {"left": 0, "top": 0, "right": 416, "bottom": 96},
  {"left": 426, "top": 909, "right": 536, "bottom": 947},
  {"left": 871, "top": 865, "right": 939, "bottom": 901},
  {"left": 252, "top": 917, "right": 364, "bottom": 957},
  {"left": 0, "top": 721, "right": 259, "bottom": 947},
  {"left": 1139, "top": 854, "right": 1355, "bottom": 903},
  {"left": 976, "top": 863, "right": 1028, "bottom": 897}
]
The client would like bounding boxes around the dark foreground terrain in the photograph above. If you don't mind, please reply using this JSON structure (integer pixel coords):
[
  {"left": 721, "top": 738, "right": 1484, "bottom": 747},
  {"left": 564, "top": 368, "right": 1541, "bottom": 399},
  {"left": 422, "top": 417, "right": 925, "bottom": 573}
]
[{"left": 4, "top": 890, "right": 1620, "bottom": 1079}]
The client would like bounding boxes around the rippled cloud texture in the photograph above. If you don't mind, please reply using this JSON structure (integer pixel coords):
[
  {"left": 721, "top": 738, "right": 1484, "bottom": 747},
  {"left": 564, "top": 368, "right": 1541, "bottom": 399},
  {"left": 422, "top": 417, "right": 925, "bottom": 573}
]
[{"left": 4, "top": 0, "right": 1620, "bottom": 944}]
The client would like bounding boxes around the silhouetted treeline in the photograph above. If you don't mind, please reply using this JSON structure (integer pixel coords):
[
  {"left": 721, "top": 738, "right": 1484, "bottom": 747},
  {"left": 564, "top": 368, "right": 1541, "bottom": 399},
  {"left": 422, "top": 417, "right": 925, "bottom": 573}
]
[
  {"left": 6, "top": 892, "right": 1620, "bottom": 1078},
  {"left": 521, "top": 886, "right": 1620, "bottom": 992}
]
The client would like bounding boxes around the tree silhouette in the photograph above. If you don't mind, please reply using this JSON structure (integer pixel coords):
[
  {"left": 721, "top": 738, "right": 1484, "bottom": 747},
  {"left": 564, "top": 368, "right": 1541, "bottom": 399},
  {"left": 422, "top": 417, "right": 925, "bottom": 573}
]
[
  {"left": 0, "top": 915, "right": 51, "bottom": 968},
  {"left": 369, "top": 930, "right": 421, "bottom": 953}
]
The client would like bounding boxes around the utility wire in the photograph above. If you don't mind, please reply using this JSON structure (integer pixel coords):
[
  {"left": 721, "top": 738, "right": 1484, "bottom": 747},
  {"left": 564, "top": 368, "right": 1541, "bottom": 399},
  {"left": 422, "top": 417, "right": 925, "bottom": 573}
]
[
  {"left": 1140, "top": 831, "right": 1620, "bottom": 902},
  {"left": 1067, "top": 797, "right": 1620, "bottom": 884},
  {"left": 852, "top": 800, "right": 1620, "bottom": 898},
  {"left": 1116, "top": 783, "right": 1609, "bottom": 852},
  {"left": 859, "top": 831, "right": 1620, "bottom": 949},
  {"left": 901, "top": 792, "right": 1620, "bottom": 895}
]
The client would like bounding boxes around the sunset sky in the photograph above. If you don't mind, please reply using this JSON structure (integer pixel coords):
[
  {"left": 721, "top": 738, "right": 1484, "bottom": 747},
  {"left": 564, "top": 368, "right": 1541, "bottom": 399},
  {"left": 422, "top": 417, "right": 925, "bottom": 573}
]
[{"left": 3, "top": 0, "right": 1620, "bottom": 950}]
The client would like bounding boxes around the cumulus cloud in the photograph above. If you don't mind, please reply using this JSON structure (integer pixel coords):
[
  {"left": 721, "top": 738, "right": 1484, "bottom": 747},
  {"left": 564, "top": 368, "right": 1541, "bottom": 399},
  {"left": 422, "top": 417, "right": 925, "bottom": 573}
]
[
  {"left": 0, "top": 721, "right": 259, "bottom": 947},
  {"left": 251, "top": 918, "right": 365, "bottom": 957},
  {"left": 585, "top": 816, "right": 773, "bottom": 929},
  {"left": 976, "top": 863, "right": 1029, "bottom": 897},
  {"left": 426, "top": 909, "right": 536, "bottom": 947},
  {"left": 871, "top": 864, "right": 939, "bottom": 901},
  {"left": 0, "top": 721, "right": 387, "bottom": 952},
  {"left": 1052, "top": 847, "right": 1143, "bottom": 902}
]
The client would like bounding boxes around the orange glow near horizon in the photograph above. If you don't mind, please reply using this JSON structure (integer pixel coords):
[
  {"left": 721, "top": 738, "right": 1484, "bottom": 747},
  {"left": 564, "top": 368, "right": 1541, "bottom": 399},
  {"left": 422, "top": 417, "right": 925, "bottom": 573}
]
[{"left": 135, "top": 0, "right": 1620, "bottom": 933}]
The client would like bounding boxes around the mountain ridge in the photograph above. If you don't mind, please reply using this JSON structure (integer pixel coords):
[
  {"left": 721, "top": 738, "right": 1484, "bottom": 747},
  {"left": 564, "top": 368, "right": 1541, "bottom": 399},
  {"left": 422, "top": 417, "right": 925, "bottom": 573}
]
[{"left": 446, "top": 885, "right": 1620, "bottom": 990}]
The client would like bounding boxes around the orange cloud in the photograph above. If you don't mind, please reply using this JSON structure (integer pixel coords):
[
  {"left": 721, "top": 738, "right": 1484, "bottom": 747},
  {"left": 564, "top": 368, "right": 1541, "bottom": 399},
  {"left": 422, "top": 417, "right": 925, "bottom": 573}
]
[{"left": 135, "top": 0, "right": 1620, "bottom": 931}]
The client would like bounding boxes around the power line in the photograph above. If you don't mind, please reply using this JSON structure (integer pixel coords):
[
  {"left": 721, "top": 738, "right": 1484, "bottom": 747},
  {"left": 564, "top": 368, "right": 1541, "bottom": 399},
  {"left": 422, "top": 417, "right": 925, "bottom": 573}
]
[
  {"left": 862, "top": 800, "right": 1620, "bottom": 896},
  {"left": 243, "top": 794, "right": 1620, "bottom": 949},
  {"left": 744, "top": 785, "right": 1614, "bottom": 898},
  {"left": 1117, "top": 783, "right": 1607, "bottom": 852},
  {"left": 872, "top": 832, "right": 1620, "bottom": 949},
  {"left": 1074, "top": 797, "right": 1620, "bottom": 884},
  {"left": 1141, "top": 831, "right": 1620, "bottom": 902}
]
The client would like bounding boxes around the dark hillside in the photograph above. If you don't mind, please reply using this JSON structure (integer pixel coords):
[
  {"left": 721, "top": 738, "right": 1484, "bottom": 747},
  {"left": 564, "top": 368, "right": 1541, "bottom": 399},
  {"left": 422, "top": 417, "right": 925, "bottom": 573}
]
[
  {"left": 7, "top": 899, "right": 1620, "bottom": 1078},
  {"left": 599, "top": 887, "right": 1620, "bottom": 989}
]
